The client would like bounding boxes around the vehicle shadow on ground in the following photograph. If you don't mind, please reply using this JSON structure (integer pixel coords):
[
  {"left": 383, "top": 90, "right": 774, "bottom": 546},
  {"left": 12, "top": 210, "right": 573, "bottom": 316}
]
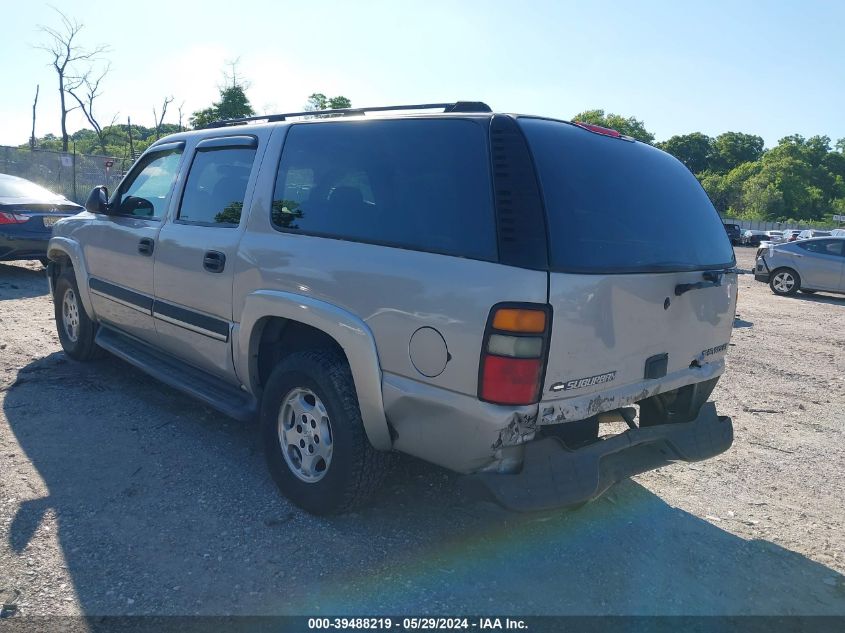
[
  {"left": 0, "top": 262, "right": 49, "bottom": 301},
  {"left": 4, "top": 352, "right": 845, "bottom": 616},
  {"left": 787, "top": 292, "right": 845, "bottom": 306}
]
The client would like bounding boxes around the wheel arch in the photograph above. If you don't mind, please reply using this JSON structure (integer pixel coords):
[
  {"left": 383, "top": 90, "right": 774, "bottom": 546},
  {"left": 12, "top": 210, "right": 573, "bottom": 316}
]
[
  {"left": 46, "top": 237, "right": 95, "bottom": 318},
  {"left": 236, "top": 290, "right": 392, "bottom": 450}
]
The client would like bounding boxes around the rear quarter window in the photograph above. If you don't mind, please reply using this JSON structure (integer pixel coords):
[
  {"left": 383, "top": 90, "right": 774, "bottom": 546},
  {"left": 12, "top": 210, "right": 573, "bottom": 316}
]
[
  {"left": 519, "top": 117, "right": 735, "bottom": 273},
  {"left": 271, "top": 118, "right": 497, "bottom": 261}
]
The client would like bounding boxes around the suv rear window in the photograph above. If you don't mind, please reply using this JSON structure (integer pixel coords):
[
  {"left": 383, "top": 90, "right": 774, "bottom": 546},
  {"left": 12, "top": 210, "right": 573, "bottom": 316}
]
[
  {"left": 519, "top": 117, "right": 735, "bottom": 273},
  {"left": 271, "top": 119, "right": 496, "bottom": 261}
]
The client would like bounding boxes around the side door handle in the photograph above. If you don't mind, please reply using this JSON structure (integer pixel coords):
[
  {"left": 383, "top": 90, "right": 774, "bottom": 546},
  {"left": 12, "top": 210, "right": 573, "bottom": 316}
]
[
  {"left": 203, "top": 250, "right": 226, "bottom": 273},
  {"left": 138, "top": 238, "right": 155, "bottom": 256}
]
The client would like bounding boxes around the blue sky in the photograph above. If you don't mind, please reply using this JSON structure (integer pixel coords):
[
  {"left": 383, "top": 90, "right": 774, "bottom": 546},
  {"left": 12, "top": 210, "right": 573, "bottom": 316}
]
[{"left": 1, "top": 0, "right": 843, "bottom": 148}]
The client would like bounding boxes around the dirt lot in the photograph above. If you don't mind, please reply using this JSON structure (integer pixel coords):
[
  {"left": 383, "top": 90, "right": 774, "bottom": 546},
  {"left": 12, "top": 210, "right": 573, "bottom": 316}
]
[{"left": 1, "top": 248, "right": 843, "bottom": 617}]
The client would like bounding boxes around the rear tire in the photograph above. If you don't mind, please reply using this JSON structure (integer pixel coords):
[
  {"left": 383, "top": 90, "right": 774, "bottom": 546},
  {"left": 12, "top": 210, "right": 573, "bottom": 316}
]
[
  {"left": 53, "top": 269, "right": 103, "bottom": 361},
  {"left": 770, "top": 268, "right": 800, "bottom": 296},
  {"left": 260, "top": 350, "right": 390, "bottom": 515}
]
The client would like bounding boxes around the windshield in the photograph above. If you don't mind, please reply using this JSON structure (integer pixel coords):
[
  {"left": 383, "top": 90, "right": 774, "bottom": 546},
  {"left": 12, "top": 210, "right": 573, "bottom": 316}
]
[
  {"left": 0, "top": 175, "right": 60, "bottom": 199},
  {"left": 518, "top": 117, "right": 736, "bottom": 273}
]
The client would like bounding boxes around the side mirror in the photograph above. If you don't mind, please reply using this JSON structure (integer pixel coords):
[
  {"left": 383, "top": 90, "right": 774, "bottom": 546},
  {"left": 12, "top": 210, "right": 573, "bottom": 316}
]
[{"left": 85, "top": 186, "right": 109, "bottom": 214}]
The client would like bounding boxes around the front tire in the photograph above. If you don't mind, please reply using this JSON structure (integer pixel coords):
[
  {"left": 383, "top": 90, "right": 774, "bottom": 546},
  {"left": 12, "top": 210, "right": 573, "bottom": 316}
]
[
  {"left": 770, "top": 268, "right": 800, "bottom": 296},
  {"left": 53, "top": 269, "right": 102, "bottom": 361},
  {"left": 260, "top": 350, "right": 390, "bottom": 515}
]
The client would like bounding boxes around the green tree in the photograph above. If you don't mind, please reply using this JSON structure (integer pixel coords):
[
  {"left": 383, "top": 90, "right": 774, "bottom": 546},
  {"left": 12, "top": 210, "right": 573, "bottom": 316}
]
[
  {"left": 711, "top": 132, "right": 765, "bottom": 173},
  {"left": 700, "top": 161, "right": 760, "bottom": 215},
  {"left": 572, "top": 109, "right": 655, "bottom": 143},
  {"left": 658, "top": 132, "right": 713, "bottom": 174},
  {"left": 305, "top": 93, "right": 352, "bottom": 112},
  {"left": 190, "top": 84, "right": 255, "bottom": 128}
]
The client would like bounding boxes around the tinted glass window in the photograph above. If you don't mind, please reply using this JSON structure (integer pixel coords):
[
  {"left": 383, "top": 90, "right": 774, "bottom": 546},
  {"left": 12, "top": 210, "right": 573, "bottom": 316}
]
[
  {"left": 179, "top": 147, "right": 256, "bottom": 226},
  {"left": 116, "top": 149, "right": 182, "bottom": 218},
  {"left": 519, "top": 118, "right": 735, "bottom": 273},
  {"left": 797, "top": 239, "right": 844, "bottom": 256},
  {"left": 271, "top": 119, "right": 496, "bottom": 260}
]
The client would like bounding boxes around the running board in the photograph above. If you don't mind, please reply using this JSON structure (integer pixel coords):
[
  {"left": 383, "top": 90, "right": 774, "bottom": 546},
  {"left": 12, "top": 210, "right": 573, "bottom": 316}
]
[{"left": 95, "top": 325, "right": 257, "bottom": 422}]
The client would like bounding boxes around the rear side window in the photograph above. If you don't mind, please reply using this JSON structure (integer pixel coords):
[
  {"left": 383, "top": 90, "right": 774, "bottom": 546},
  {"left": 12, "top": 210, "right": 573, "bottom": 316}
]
[
  {"left": 271, "top": 119, "right": 496, "bottom": 261},
  {"left": 797, "top": 239, "right": 844, "bottom": 256},
  {"left": 178, "top": 147, "right": 257, "bottom": 226},
  {"left": 519, "top": 118, "right": 735, "bottom": 273}
]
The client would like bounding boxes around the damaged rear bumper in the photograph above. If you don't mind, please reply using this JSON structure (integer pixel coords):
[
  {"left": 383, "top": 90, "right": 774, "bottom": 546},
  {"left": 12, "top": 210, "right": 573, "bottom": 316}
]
[{"left": 463, "top": 402, "right": 733, "bottom": 512}]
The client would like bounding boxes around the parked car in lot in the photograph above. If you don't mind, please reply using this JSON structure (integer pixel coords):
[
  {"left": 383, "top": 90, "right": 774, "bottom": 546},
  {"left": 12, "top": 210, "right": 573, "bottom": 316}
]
[
  {"left": 755, "top": 237, "right": 845, "bottom": 296},
  {"left": 742, "top": 229, "right": 779, "bottom": 247},
  {"left": 831, "top": 228, "right": 845, "bottom": 237},
  {"left": 781, "top": 229, "right": 803, "bottom": 243},
  {"left": 797, "top": 229, "right": 831, "bottom": 240},
  {"left": 0, "top": 174, "right": 83, "bottom": 265},
  {"left": 47, "top": 102, "right": 736, "bottom": 514},
  {"left": 723, "top": 223, "right": 742, "bottom": 245}
]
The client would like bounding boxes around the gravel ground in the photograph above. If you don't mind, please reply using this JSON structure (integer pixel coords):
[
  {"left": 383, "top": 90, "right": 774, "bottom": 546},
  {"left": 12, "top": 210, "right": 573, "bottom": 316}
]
[{"left": 1, "top": 248, "right": 844, "bottom": 617}]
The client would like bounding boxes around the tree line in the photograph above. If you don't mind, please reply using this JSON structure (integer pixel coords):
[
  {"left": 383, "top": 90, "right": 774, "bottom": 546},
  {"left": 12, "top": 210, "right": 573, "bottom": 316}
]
[
  {"left": 575, "top": 110, "right": 845, "bottom": 223},
  {"left": 25, "top": 10, "right": 843, "bottom": 224}
]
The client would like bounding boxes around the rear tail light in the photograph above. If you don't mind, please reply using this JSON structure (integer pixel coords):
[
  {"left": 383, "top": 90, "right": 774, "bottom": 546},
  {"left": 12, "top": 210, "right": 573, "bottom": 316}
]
[
  {"left": 479, "top": 304, "right": 552, "bottom": 405},
  {"left": 0, "top": 212, "right": 29, "bottom": 225}
]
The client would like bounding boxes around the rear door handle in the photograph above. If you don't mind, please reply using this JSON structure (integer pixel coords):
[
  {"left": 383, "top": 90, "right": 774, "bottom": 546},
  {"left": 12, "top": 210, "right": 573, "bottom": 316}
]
[
  {"left": 138, "top": 238, "right": 155, "bottom": 256},
  {"left": 203, "top": 250, "right": 226, "bottom": 273}
]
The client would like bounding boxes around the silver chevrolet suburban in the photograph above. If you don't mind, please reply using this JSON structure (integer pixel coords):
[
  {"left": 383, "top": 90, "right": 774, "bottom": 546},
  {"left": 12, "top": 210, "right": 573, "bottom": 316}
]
[{"left": 47, "top": 102, "right": 737, "bottom": 514}]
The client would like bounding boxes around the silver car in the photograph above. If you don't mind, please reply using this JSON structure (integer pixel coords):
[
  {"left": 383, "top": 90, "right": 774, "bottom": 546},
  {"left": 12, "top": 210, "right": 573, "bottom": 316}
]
[
  {"left": 46, "top": 102, "right": 737, "bottom": 514},
  {"left": 755, "top": 237, "right": 845, "bottom": 296}
]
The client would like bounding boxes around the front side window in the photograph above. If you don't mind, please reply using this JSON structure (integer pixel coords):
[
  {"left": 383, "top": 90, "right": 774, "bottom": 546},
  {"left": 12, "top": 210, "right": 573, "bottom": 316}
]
[
  {"left": 271, "top": 119, "right": 496, "bottom": 261},
  {"left": 178, "top": 147, "right": 257, "bottom": 226},
  {"left": 115, "top": 149, "right": 182, "bottom": 219}
]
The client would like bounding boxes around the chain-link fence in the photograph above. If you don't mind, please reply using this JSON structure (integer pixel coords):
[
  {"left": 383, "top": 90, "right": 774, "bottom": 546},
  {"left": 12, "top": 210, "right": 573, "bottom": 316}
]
[
  {"left": 0, "top": 145, "right": 133, "bottom": 204},
  {"left": 721, "top": 217, "right": 835, "bottom": 231}
]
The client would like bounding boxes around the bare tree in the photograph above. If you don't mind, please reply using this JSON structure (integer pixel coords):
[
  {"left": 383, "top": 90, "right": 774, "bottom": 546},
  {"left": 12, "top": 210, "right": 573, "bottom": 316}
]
[
  {"left": 177, "top": 101, "right": 186, "bottom": 132},
  {"left": 153, "top": 96, "right": 174, "bottom": 140},
  {"left": 66, "top": 64, "right": 115, "bottom": 154},
  {"left": 224, "top": 57, "right": 246, "bottom": 89},
  {"left": 36, "top": 9, "right": 110, "bottom": 152},
  {"left": 30, "top": 85, "right": 39, "bottom": 149}
]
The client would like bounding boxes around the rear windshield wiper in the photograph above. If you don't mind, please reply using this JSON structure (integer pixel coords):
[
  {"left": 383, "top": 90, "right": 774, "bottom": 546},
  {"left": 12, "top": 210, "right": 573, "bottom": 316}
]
[{"left": 674, "top": 269, "right": 735, "bottom": 296}]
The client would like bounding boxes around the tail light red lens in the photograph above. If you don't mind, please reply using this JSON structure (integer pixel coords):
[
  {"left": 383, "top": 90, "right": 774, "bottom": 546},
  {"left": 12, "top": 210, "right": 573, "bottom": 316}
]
[
  {"left": 0, "top": 212, "right": 29, "bottom": 225},
  {"left": 479, "top": 304, "right": 552, "bottom": 406},
  {"left": 480, "top": 356, "right": 544, "bottom": 405}
]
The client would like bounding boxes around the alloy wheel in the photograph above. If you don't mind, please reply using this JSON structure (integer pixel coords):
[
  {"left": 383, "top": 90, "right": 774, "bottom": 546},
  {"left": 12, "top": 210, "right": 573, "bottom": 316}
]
[
  {"left": 277, "top": 387, "right": 334, "bottom": 483},
  {"left": 62, "top": 288, "right": 80, "bottom": 342}
]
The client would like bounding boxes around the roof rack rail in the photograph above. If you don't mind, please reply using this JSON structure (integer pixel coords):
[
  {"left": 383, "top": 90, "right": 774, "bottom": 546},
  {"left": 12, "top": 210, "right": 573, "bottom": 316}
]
[{"left": 202, "top": 101, "right": 492, "bottom": 129}]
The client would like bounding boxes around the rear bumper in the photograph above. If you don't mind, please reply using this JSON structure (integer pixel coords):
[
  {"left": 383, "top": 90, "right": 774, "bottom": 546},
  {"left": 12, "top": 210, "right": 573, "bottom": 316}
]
[
  {"left": 0, "top": 232, "right": 50, "bottom": 260},
  {"left": 463, "top": 401, "right": 732, "bottom": 511}
]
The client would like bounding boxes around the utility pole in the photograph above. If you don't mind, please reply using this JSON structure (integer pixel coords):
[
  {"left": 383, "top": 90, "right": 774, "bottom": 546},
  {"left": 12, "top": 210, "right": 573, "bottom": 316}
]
[{"left": 127, "top": 116, "right": 134, "bottom": 159}]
